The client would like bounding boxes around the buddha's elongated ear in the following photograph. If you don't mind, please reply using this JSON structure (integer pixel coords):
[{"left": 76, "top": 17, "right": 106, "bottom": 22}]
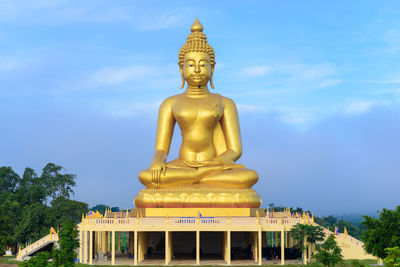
[
  {"left": 179, "top": 64, "right": 185, "bottom": 89},
  {"left": 210, "top": 63, "right": 215, "bottom": 89}
]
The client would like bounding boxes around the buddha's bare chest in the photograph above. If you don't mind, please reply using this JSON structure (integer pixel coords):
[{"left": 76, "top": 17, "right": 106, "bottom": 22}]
[{"left": 173, "top": 96, "right": 223, "bottom": 127}]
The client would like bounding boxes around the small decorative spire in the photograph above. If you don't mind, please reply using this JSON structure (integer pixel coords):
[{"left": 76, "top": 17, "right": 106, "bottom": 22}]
[{"left": 191, "top": 18, "right": 203, "bottom": 33}]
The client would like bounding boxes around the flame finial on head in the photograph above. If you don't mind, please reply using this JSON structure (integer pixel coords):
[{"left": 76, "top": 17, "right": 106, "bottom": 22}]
[{"left": 191, "top": 18, "right": 203, "bottom": 33}]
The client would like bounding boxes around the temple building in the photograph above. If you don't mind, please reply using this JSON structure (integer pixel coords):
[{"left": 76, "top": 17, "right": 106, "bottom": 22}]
[{"left": 76, "top": 19, "right": 375, "bottom": 265}]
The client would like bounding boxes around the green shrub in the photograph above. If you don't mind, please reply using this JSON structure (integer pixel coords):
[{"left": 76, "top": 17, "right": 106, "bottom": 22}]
[
  {"left": 23, "top": 251, "right": 50, "bottom": 267},
  {"left": 384, "top": 247, "right": 400, "bottom": 267},
  {"left": 315, "top": 234, "right": 344, "bottom": 267}
]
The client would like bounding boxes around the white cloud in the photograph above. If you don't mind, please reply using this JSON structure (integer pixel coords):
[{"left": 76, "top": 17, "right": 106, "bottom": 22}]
[
  {"left": 383, "top": 29, "right": 400, "bottom": 53},
  {"left": 343, "top": 101, "right": 373, "bottom": 115},
  {"left": 289, "top": 63, "right": 335, "bottom": 80},
  {"left": 280, "top": 112, "right": 312, "bottom": 125},
  {"left": 241, "top": 63, "right": 337, "bottom": 83},
  {"left": 358, "top": 80, "right": 400, "bottom": 84},
  {"left": 342, "top": 100, "right": 392, "bottom": 116},
  {"left": 317, "top": 79, "right": 341, "bottom": 88},
  {"left": 86, "top": 64, "right": 177, "bottom": 88},
  {"left": 242, "top": 66, "right": 272, "bottom": 77},
  {"left": 95, "top": 100, "right": 161, "bottom": 118},
  {"left": 88, "top": 66, "right": 153, "bottom": 86},
  {"left": 237, "top": 104, "right": 268, "bottom": 113},
  {"left": 0, "top": 0, "right": 192, "bottom": 30},
  {"left": 370, "top": 88, "right": 400, "bottom": 96}
]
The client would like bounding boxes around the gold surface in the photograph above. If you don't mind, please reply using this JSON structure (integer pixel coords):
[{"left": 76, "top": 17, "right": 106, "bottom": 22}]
[
  {"left": 134, "top": 187, "right": 261, "bottom": 208},
  {"left": 141, "top": 207, "right": 260, "bottom": 217},
  {"left": 136, "top": 19, "right": 260, "bottom": 208}
]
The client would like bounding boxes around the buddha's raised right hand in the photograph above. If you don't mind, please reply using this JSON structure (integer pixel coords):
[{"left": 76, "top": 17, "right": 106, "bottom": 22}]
[{"left": 150, "top": 161, "right": 166, "bottom": 187}]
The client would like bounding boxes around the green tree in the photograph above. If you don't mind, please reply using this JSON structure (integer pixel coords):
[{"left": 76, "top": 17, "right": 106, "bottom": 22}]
[
  {"left": 40, "top": 163, "right": 76, "bottom": 200},
  {"left": 90, "top": 204, "right": 110, "bottom": 214},
  {"left": 0, "top": 167, "right": 20, "bottom": 194},
  {"left": 315, "top": 215, "right": 338, "bottom": 232},
  {"left": 338, "top": 219, "right": 360, "bottom": 239},
  {"left": 314, "top": 215, "right": 363, "bottom": 240},
  {"left": 14, "top": 203, "right": 52, "bottom": 244},
  {"left": 290, "top": 223, "right": 325, "bottom": 262},
  {"left": 23, "top": 251, "right": 50, "bottom": 267},
  {"left": 384, "top": 247, "right": 400, "bottom": 267},
  {"left": 362, "top": 206, "right": 400, "bottom": 259},
  {"left": 52, "top": 220, "right": 79, "bottom": 267},
  {"left": 315, "top": 234, "right": 343, "bottom": 267},
  {"left": 0, "top": 163, "right": 85, "bottom": 254},
  {"left": 50, "top": 196, "right": 88, "bottom": 227},
  {"left": 0, "top": 204, "right": 12, "bottom": 255}
]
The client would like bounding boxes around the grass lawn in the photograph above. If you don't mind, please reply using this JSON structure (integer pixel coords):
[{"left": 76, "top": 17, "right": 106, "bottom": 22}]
[{"left": 0, "top": 256, "right": 20, "bottom": 265}]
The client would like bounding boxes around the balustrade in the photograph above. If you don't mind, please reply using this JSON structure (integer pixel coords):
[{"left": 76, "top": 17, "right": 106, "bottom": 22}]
[{"left": 81, "top": 216, "right": 303, "bottom": 227}]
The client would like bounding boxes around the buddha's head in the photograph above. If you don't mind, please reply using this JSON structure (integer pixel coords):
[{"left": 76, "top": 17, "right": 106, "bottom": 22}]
[{"left": 179, "top": 18, "right": 215, "bottom": 89}]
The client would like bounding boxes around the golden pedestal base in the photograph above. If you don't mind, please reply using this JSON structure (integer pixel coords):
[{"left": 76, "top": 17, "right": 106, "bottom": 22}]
[
  {"left": 134, "top": 187, "right": 262, "bottom": 209},
  {"left": 140, "top": 207, "right": 260, "bottom": 217}
]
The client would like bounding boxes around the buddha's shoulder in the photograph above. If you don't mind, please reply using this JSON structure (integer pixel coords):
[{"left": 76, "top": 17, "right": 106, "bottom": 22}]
[
  {"left": 208, "top": 93, "right": 233, "bottom": 102},
  {"left": 160, "top": 94, "right": 182, "bottom": 106},
  {"left": 215, "top": 94, "right": 236, "bottom": 106}
]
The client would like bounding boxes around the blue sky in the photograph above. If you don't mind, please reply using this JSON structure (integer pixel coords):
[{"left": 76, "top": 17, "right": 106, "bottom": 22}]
[{"left": 1, "top": 0, "right": 399, "bottom": 216}]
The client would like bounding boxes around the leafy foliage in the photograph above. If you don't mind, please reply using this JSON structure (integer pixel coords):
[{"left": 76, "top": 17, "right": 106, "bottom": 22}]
[
  {"left": 384, "top": 247, "right": 400, "bottom": 267},
  {"left": 267, "top": 205, "right": 364, "bottom": 240},
  {"left": 0, "top": 204, "right": 12, "bottom": 255},
  {"left": 290, "top": 223, "right": 325, "bottom": 247},
  {"left": 0, "top": 167, "right": 20, "bottom": 193},
  {"left": 266, "top": 204, "right": 310, "bottom": 214},
  {"left": 52, "top": 220, "right": 79, "bottom": 267},
  {"left": 20, "top": 221, "right": 79, "bottom": 267},
  {"left": 314, "top": 215, "right": 362, "bottom": 240},
  {"left": 23, "top": 251, "right": 50, "bottom": 267},
  {"left": 290, "top": 223, "right": 325, "bottom": 262},
  {"left": 0, "top": 164, "right": 88, "bottom": 254},
  {"left": 362, "top": 206, "right": 400, "bottom": 259},
  {"left": 315, "top": 234, "right": 344, "bottom": 267},
  {"left": 90, "top": 204, "right": 110, "bottom": 214}
]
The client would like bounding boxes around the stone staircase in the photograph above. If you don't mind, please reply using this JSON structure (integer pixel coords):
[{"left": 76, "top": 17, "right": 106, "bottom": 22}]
[
  {"left": 319, "top": 226, "right": 376, "bottom": 260},
  {"left": 16, "top": 232, "right": 59, "bottom": 261}
]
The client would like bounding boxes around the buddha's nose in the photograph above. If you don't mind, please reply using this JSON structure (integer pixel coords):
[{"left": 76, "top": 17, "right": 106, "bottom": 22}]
[{"left": 194, "top": 64, "right": 201, "bottom": 73}]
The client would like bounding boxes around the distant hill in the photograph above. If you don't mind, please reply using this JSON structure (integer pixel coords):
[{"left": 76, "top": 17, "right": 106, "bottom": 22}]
[{"left": 334, "top": 213, "right": 378, "bottom": 226}]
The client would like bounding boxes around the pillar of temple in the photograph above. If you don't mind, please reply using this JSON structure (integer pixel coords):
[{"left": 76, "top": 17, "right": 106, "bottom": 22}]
[
  {"left": 164, "top": 231, "right": 169, "bottom": 265},
  {"left": 258, "top": 230, "right": 262, "bottom": 265},
  {"left": 111, "top": 231, "right": 115, "bottom": 265},
  {"left": 303, "top": 238, "right": 307, "bottom": 265},
  {"left": 79, "top": 231, "right": 83, "bottom": 263},
  {"left": 223, "top": 231, "right": 231, "bottom": 264},
  {"left": 280, "top": 230, "right": 285, "bottom": 265},
  {"left": 89, "top": 231, "right": 93, "bottom": 265},
  {"left": 134, "top": 231, "right": 138, "bottom": 265},
  {"left": 196, "top": 231, "right": 200, "bottom": 265},
  {"left": 84, "top": 231, "right": 88, "bottom": 264}
]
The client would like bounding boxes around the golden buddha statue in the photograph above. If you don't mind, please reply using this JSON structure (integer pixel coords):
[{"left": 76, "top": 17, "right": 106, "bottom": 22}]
[{"left": 134, "top": 19, "right": 261, "bottom": 210}]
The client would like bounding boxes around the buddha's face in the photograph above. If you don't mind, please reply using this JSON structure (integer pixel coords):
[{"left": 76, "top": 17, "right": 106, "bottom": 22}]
[{"left": 181, "top": 52, "right": 214, "bottom": 87}]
